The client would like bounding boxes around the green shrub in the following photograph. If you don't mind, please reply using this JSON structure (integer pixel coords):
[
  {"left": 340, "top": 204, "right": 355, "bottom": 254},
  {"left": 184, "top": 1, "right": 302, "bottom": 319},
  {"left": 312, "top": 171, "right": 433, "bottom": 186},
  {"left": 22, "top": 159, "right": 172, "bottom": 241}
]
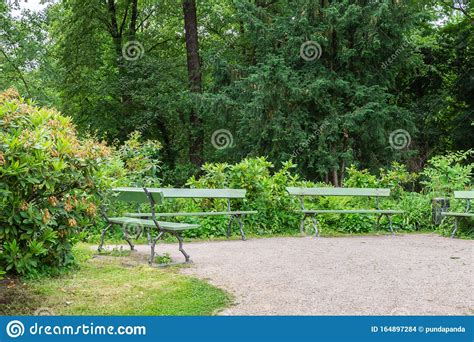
[
  {"left": 179, "top": 159, "right": 432, "bottom": 236},
  {"left": 184, "top": 157, "right": 302, "bottom": 236},
  {"left": 0, "top": 89, "right": 110, "bottom": 275},
  {"left": 98, "top": 151, "right": 471, "bottom": 238},
  {"left": 81, "top": 131, "right": 164, "bottom": 243},
  {"left": 378, "top": 162, "right": 417, "bottom": 198},
  {"left": 319, "top": 163, "right": 417, "bottom": 233},
  {"left": 114, "top": 131, "right": 162, "bottom": 187},
  {"left": 438, "top": 216, "right": 474, "bottom": 238},
  {"left": 420, "top": 150, "right": 473, "bottom": 197},
  {"left": 93, "top": 131, "right": 162, "bottom": 189},
  {"left": 395, "top": 192, "right": 433, "bottom": 230},
  {"left": 345, "top": 162, "right": 416, "bottom": 196},
  {"left": 418, "top": 150, "right": 473, "bottom": 236},
  {"left": 344, "top": 166, "right": 379, "bottom": 188}
]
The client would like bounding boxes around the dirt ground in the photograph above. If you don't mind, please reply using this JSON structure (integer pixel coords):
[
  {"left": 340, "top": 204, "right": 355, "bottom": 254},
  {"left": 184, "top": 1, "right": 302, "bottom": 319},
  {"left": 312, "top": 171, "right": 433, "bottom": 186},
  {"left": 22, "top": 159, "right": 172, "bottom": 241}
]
[{"left": 112, "top": 234, "right": 473, "bottom": 315}]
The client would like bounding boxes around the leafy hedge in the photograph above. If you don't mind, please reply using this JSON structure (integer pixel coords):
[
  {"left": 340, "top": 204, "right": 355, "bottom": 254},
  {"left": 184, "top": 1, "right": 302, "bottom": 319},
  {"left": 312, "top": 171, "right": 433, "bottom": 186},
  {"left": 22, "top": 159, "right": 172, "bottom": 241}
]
[
  {"left": 149, "top": 154, "right": 472, "bottom": 237},
  {"left": 0, "top": 89, "right": 110, "bottom": 275},
  {"left": 180, "top": 159, "right": 418, "bottom": 236},
  {"left": 185, "top": 158, "right": 303, "bottom": 236}
]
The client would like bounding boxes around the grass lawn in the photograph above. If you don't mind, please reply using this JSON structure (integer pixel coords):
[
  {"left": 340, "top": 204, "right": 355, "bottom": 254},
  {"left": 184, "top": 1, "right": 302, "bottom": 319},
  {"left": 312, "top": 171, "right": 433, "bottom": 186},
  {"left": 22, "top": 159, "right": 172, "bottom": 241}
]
[{"left": 0, "top": 245, "right": 230, "bottom": 316}]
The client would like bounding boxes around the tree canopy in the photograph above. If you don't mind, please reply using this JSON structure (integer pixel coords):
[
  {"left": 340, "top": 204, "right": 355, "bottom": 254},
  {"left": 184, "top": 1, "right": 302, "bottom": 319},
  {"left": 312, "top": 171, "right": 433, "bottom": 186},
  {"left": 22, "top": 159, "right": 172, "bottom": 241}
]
[{"left": 1, "top": 0, "right": 472, "bottom": 184}]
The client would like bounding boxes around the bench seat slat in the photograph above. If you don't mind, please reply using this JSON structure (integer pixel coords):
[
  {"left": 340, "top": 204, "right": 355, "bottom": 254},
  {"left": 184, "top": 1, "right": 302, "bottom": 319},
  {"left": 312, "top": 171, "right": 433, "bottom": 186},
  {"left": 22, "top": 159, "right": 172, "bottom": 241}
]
[
  {"left": 133, "top": 188, "right": 246, "bottom": 198},
  {"left": 454, "top": 191, "right": 474, "bottom": 200},
  {"left": 286, "top": 187, "right": 390, "bottom": 197},
  {"left": 440, "top": 212, "right": 474, "bottom": 217},
  {"left": 125, "top": 211, "right": 258, "bottom": 217},
  {"left": 295, "top": 209, "right": 404, "bottom": 214},
  {"left": 108, "top": 217, "right": 199, "bottom": 231}
]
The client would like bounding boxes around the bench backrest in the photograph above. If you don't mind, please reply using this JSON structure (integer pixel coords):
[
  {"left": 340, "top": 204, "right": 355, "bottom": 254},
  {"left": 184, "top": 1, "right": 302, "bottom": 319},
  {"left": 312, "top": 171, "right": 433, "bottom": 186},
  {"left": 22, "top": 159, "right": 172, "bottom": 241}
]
[
  {"left": 454, "top": 191, "right": 474, "bottom": 200},
  {"left": 286, "top": 187, "right": 391, "bottom": 197},
  {"left": 112, "top": 187, "right": 163, "bottom": 204},
  {"left": 143, "top": 188, "right": 246, "bottom": 199}
]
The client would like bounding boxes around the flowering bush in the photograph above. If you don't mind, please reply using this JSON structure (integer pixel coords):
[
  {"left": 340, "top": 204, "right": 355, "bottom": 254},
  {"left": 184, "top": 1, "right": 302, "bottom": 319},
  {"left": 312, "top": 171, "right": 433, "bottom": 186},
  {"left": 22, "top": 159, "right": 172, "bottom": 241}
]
[
  {"left": 0, "top": 89, "right": 110, "bottom": 275},
  {"left": 114, "top": 131, "right": 162, "bottom": 187}
]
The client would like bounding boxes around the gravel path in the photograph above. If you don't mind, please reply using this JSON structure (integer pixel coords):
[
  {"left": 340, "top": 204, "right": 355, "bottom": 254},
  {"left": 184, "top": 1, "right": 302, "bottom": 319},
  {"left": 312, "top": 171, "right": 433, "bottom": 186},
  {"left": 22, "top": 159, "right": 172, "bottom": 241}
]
[{"left": 112, "top": 234, "right": 473, "bottom": 315}]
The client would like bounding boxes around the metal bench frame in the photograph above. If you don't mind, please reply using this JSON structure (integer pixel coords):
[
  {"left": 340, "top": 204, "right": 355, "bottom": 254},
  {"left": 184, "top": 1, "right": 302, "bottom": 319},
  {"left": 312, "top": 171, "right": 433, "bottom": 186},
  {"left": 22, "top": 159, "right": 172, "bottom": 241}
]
[
  {"left": 123, "top": 188, "right": 258, "bottom": 241},
  {"left": 440, "top": 191, "right": 474, "bottom": 238},
  {"left": 99, "top": 187, "right": 199, "bottom": 265},
  {"left": 286, "top": 187, "right": 404, "bottom": 236}
]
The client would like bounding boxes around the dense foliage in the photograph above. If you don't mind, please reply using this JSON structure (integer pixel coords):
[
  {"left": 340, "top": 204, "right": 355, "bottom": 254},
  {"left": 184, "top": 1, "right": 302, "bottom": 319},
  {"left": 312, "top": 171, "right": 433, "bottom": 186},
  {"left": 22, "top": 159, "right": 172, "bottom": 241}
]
[
  {"left": 0, "top": 89, "right": 109, "bottom": 275},
  {"left": 1, "top": 0, "right": 473, "bottom": 184},
  {"left": 0, "top": 95, "right": 471, "bottom": 276},
  {"left": 179, "top": 155, "right": 471, "bottom": 236},
  {"left": 0, "top": 1, "right": 473, "bottom": 277},
  {"left": 102, "top": 152, "right": 469, "bottom": 239},
  {"left": 185, "top": 158, "right": 303, "bottom": 236}
]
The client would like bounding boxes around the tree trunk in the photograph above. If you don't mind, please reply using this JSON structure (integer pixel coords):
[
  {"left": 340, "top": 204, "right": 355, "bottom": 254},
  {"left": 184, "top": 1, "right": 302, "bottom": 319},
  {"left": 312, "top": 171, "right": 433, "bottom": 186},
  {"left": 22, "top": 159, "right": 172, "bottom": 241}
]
[
  {"left": 106, "top": 0, "right": 122, "bottom": 64},
  {"left": 105, "top": 0, "right": 132, "bottom": 128},
  {"left": 183, "top": 0, "right": 203, "bottom": 167},
  {"left": 339, "top": 128, "right": 349, "bottom": 187},
  {"left": 332, "top": 169, "right": 339, "bottom": 187},
  {"left": 339, "top": 160, "right": 345, "bottom": 187},
  {"left": 129, "top": 0, "right": 139, "bottom": 39}
]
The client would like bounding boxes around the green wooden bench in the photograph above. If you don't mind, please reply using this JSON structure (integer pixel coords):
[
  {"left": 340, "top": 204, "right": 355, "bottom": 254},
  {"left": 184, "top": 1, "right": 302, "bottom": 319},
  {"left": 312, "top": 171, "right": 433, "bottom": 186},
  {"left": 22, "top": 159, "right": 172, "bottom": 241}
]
[
  {"left": 286, "top": 187, "right": 404, "bottom": 236},
  {"left": 98, "top": 187, "right": 199, "bottom": 265},
  {"left": 440, "top": 191, "right": 474, "bottom": 238},
  {"left": 123, "top": 188, "right": 257, "bottom": 241}
]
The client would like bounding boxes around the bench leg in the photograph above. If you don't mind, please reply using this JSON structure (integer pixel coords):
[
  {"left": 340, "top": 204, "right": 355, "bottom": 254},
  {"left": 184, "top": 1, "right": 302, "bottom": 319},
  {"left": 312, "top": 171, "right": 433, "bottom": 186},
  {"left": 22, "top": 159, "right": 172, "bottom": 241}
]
[
  {"left": 299, "top": 215, "right": 307, "bottom": 235},
  {"left": 98, "top": 224, "right": 111, "bottom": 252},
  {"left": 388, "top": 215, "right": 394, "bottom": 236},
  {"left": 149, "top": 231, "right": 164, "bottom": 265},
  {"left": 451, "top": 218, "right": 459, "bottom": 238},
  {"left": 227, "top": 215, "right": 247, "bottom": 241},
  {"left": 376, "top": 214, "right": 382, "bottom": 226},
  {"left": 226, "top": 216, "right": 235, "bottom": 238},
  {"left": 375, "top": 214, "right": 386, "bottom": 233},
  {"left": 236, "top": 215, "right": 247, "bottom": 241},
  {"left": 122, "top": 224, "right": 135, "bottom": 251},
  {"left": 300, "top": 214, "right": 319, "bottom": 237},
  {"left": 146, "top": 228, "right": 152, "bottom": 246},
  {"left": 310, "top": 215, "right": 319, "bottom": 237},
  {"left": 375, "top": 214, "right": 383, "bottom": 230},
  {"left": 175, "top": 233, "right": 190, "bottom": 262}
]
